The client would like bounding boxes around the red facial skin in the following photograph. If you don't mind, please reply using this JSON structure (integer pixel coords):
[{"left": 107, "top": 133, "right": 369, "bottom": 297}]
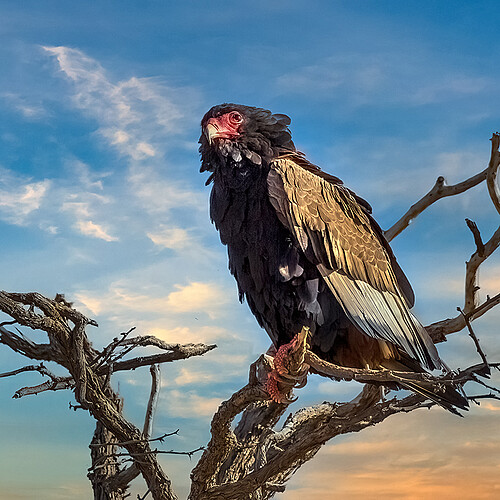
[{"left": 205, "top": 111, "right": 243, "bottom": 142}]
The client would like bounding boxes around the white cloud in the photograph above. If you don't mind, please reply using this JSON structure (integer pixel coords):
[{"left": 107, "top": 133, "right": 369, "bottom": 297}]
[
  {"left": 41, "top": 223, "right": 59, "bottom": 235},
  {"left": 42, "top": 45, "right": 205, "bottom": 240},
  {"left": 411, "top": 75, "right": 490, "bottom": 105},
  {"left": 165, "top": 282, "right": 230, "bottom": 319},
  {"left": 172, "top": 367, "right": 219, "bottom": 387},
  {"left": 147, "top": 226, "right": 192, "bottom": 250},
  {"left": 127, "top": 165, "right": 204, "bottom": 215},
  {"left": 434, "top": 151, "right": 485, "bottom": 183},
  {"left": 1, "top": 92, "right": 47, "bottom": 120},
  {"left": 75, "top": 293, "right": 104, "bottom": 316},
  {"left": 75, "top": 286, "right": 168, "bottom": 317},
  {"left": 0, "top": 168, "right": 50, "bottom": 225},
  {"left": 66, "top": 158, "right": 109, "bottom": 191},
  {"left": 76, "top": 220, "right": 118, "bottom": 242},
  {"left": 61, "top": 191, "right": 118, "bottom": 241},
  {"left": 145, "top": 325, "right": 241, "bottom": 345},
  {"left": 75, "top": 280, "right": 232, "bottom": 324},
  {"left": 42, "top": 46, "right": 193, "bottom": 160},
  {"left": 163, "top": 389, "right": 222, "bottom": 417},
  {"left": 480, "top": 402, "right": 500, "bottom": 412}
]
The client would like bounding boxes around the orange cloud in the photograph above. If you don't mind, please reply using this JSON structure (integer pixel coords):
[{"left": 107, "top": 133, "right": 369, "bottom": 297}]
[{"left": 284, "top": 407, "right": 500, "bottom": 500}]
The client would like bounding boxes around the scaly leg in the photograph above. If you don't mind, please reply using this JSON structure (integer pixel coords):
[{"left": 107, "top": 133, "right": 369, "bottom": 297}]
[{"left": 264, "top": 327, "right": 310, "bottom": 403}]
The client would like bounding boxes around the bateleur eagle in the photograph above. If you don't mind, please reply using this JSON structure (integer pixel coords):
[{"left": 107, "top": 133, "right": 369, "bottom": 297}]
[{"left": 199, "top": 103, "right": 468, "bottom": 414}]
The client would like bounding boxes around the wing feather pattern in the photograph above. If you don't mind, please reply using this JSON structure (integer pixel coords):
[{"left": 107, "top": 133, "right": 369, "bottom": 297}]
[{"left": 268, "top": 156, "right": 442, "bottom": 370}]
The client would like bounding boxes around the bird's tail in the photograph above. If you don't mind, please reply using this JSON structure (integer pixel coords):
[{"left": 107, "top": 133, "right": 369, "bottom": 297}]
[{"left": 381, "top": 359, "right": 469, "bottom": 416}]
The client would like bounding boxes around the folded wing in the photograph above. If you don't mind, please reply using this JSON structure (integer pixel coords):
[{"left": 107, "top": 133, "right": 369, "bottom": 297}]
[{"left": 267, "top": 154, "right": 443, "bottom": 371}]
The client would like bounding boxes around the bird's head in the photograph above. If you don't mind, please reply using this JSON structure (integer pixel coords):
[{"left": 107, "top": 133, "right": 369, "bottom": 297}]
[{"left": 199, "top": 104, "right": 295, "bottom": 176}]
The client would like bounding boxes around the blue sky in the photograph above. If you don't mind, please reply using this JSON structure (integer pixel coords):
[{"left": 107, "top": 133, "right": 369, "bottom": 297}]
[{"left": 0, "top": 2, "right": 500, "bottom": 498}]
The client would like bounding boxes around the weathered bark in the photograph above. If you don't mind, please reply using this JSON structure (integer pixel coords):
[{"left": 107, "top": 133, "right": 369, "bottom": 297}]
[{"left": 0, "top": 292, "right": 214, "bottom": 499}]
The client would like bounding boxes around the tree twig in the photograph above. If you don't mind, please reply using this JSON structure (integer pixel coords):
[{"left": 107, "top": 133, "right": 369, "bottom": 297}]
[
  {"left": 458, "top": 307, "right": 490, "bottom": 370},
  {"left": 487, "top": 132, "right": 500, "bottom": 216},
  {"left": 384, "top": 169, "right": 488, "bottom": 241},
  {"left": 144, "top": 364, "right": 160, "bottom": 439}
]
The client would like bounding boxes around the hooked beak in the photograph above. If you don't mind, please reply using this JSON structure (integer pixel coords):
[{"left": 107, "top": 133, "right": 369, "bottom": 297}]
[{"left": 204, "top": 122, "right": 220, "bottom": 145}]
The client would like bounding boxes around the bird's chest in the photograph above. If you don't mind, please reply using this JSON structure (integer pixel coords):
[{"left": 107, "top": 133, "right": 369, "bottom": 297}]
[
  {"left": 210, "top": 171, "right": 283, "bottom": 261},
  {"left": 210, "top": 165, "right": 287, "bottom": 290}
]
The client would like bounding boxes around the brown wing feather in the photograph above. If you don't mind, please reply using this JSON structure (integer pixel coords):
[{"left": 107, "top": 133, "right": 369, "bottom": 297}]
[
  {"left": 268, "top": 155, "right": 442, "bottom": 370},
  {"left": 269, "top": 157, "right": 399, "bottom": 294}
]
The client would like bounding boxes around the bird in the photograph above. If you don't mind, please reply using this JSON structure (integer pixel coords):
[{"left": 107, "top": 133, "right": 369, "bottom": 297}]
[{"left": 199, "top": 103, "right": 468, "bottom": 413}]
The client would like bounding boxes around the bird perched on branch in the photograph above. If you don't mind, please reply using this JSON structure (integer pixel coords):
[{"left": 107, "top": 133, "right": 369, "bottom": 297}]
[{"left": 199, "top": 103, "right": 468, "bottom": 413}]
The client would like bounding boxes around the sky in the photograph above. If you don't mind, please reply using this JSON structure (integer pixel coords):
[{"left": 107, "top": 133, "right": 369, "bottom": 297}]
[{"left": 0, "top": 1, "right": 499, "bottom": 499}]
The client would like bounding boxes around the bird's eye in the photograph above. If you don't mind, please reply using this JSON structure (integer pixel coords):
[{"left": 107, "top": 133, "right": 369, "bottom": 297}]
[{"left": 229, "top": 112, "right": 243, "bottom": 124}]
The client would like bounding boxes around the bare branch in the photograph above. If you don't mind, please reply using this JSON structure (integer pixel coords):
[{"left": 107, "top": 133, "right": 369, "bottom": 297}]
[
  {"left": 380, "top": 136, "right": 500, "bottom": 344},
  {"left": 190, "top": 372, "right": 271, "bottom": 497},
  {"left": 0, "top": 363, "right": 53, "bottom": 379},
  {"left": 120, "top": 335, "right": 218, "bottom": 354},
  {"left": 0, "top": 325, "right": 57, "bottom": 362},
  {"left": 91, "top": 447, "right": 205, "bottom": 472},
  {"left": 465, "top": 218, "right": 485, "bottom": 256},
  {"left": 106, "top": 343, "right": 217, "bottom": 373},
  {"left": 426, "top": 291, "right": 500, "bottom": 342},
  {"left": 144, "top": 364, "right": 160, "bottom": 439},
  {"left": 0, "top": 362, "right": 74, "bottom": 398},
  {"left": 385, "top": 169, "right": 488, "bottom": 242},
  {"left": 306, "top": 351, "right": 493, "bottom": 390},
  {"left": 458, "top": 307, "right": 489, "bottom": 369},
  {"left": 1, "top": 135, "right": 499, "bottom": 499},
  {"left": 91, "top": 327, "right": 136, "bottom": 371},
  {"left": 196, "top": 389, "right": 427, "bottom": 500},
  {"left": 73, "top": 320, "right": 90, "bottom": 406},
  {"left": 89, "top": 431, "right": 180, "bottom": 449},
  {"left": 487, "top": 132, "right": 500, "bottom": 216},
  {"left": 423, "top": 218, "right": 500, "bottom": 343},
  {"left": 0, "top": 292, "right": 210, "bottom": 499},
  {"left": 13, "top": 377, "right": 73, "bottom": 398},
  {"left": 305, "top": 351, "right": 435, "bottom": 384},
  {"left": 469, "top": 393, "right": 500, "bottom": 403}
]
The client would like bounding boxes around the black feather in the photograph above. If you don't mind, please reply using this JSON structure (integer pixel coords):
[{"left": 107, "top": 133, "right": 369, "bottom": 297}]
[{"left": 200, "top": 103, "right": 468, "bottom": 414}]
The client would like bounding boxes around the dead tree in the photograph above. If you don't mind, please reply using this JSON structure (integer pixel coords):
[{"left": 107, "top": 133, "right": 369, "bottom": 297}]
[
  {"left": 1, "top": 135, "right": 500, "bottom": 499},
  {"left": 0, "top": 295, "right": 214, "bottom": 500}
]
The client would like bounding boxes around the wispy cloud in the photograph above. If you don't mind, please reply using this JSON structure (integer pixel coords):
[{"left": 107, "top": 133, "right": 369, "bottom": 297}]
[
  {"left": 144, "top": 325, "right": 241, "bottom": 344},
  {"left": 61, "top": 189, "right": 118, "bottom": 240},
  {"left": 0, "top": 168, "right": 50, "bottom": 225},
  {"left": 147, "top": 226, "right": 192, "bottom": 250},
  {"left": 0, "top": 143, "right": 119, "bottom": 242},
  {"left": 75, "top": 220, "right": 118, "bottom": 242},
  {"left": 1, "top": 92, "right": 47, "bottom": 120},
  {"left": 42, "top": 45, "right": 196, "bottom": 160},
  {"left": 276, "top": 53, "right": 491, "bottom": 107},
  {"left": 172, "top": 366, "right": 220, "bottom": 386},
  {"left": 165, "top": 281, "right": 230, "bottom": 319},
  {"left": 127, "top": 165, "right": 204, "bottom": 215},
  {"left": 75, "top": 280, "right": 232, "bottom": 325},
  {"left": 41, "top": 45, "right": 205, "bottom": 245},
  {"left": 67, "top": 158, "right": 110, "bottom": 191},
  {"left": 75, "top": 285, "right": 171, "bottom": 317},
  {"left": 162, "top": 389, "right": 222, "bottom": 417},
  {"left": 0, "top": 46, "right": 207, "bottom": 252}
]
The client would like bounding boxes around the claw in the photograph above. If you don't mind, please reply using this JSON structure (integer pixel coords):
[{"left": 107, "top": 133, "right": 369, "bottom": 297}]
[{"left": 263, "top": 327, "right": 311, "bottom": 403}]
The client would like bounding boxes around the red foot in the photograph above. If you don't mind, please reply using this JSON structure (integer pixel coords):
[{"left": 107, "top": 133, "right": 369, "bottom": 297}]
[
  {"left": 264, "top": 330, "right": 310, "bottom": 403},
  {"left": 265, "top": 371, "right": 283, "bottom": 403}
]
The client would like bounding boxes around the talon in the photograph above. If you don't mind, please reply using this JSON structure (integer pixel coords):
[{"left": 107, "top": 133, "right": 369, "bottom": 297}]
[{"left": 262, "top": 328, "right": 310, "bottom": 403}]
